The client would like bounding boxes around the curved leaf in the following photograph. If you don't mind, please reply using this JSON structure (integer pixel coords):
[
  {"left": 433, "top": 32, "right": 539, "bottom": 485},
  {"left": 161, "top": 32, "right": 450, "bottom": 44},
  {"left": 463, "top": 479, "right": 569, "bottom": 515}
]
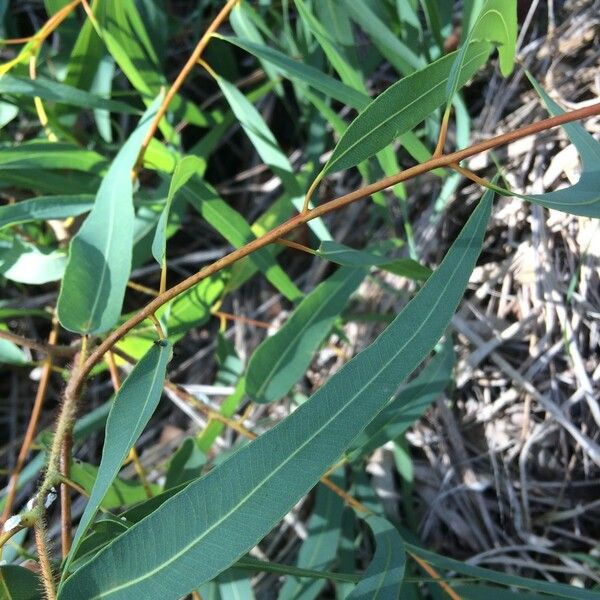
[
  {"left": 57, "top": 95, "right": 161, "bottom": 334},
  {"left": 348, "top": 515, "right": 406, "bottom": 599},
  {"left": 152, "top": 156, "right": 203, "bottom": 268},
  {"left": 246, "top": 266, "right": 367, "bottom": 404},
  {"left": 317, "top": 42, "right": 491, "bottom": 182},
  {"left": 58, "top": 192, "right": 492, "bottom": 600},
  {"left": 317, "top": 241, "right": 431, "bottom": 281},
  {"left": 63, "top": 340, "right": 171, "bottom": 572},
  {"left": 485, "top": 75, "right": 600, "bottom": 217}
]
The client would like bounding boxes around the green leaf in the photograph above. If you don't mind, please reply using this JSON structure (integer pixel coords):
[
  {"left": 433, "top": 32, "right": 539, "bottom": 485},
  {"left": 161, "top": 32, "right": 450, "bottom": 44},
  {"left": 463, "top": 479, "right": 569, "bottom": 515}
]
[
  {"left": 218, "top": 35, "right": 368, "bottom": 110},
  {"left": 445, "top": 0, "right": 516, "bottom": 110},
  {"left": 0, "top": 237, "right": 66, "bottom": 284},
  {"left": 211, "top": 66, "right": 331, "bottom": 241},
  {"left": 0, "top": 195, "right": 94, "bottom": 229},
  {"left": 246, "top": 266, "right": 367, "bottom": 404},
  {"left": 70, "top": 460, "right": 160, "bottom": 509},
  {"left": 0, "top": 142, "right": 106, "bottom": 173},
  {"left": 151, "top": 156, "right": 203, "bottom": 268},
  {"left": 348, "top": 515, "right": 406, "bottom": 599},
  {"left": 164, "top": 438, "right": 206, "bottom": 490},
  {"left": 316, "top": 42, "right": 491, "bottom": 182},
  {"left": 183, "top": 179, "right": 303, "bottom": 303},
  {"left": 486, "top": 75, "right": 600, "bottom": 218},
  {"left": 218, "top": 570, "right": 254, "bottom": 600},
  {"left": 0, "top": 329, "right": 27, "bottom": 365},
  {"left": 279, "top": 476, "right": 344, "bottom": 600},
  {"left": 57, "top": 95, "right": 161, "bottom": 334},
  {"left": 58, "top": 191, "right": 491, "bottom": 600},
  {"left": 0, "top": 74, "right": 139, "bottom": 114},
  {"left": 0, "top": 565, "right": 42, "bottom": 600},
  {"left": 63, "top": 340, "right": 171, "bottom": 573},
  {"left": 347, "top": 339, "right": 454, "bottom": 461},
  {"left": 317, "top": 241, "right": 431, "bottom": 281}
]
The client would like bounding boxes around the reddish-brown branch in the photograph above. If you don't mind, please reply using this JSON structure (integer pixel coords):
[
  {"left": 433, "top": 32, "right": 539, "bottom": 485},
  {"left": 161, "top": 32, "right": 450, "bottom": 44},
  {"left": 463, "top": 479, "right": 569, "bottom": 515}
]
[{"left": 69, "top": 101, "right": 600, "bottom": 401}]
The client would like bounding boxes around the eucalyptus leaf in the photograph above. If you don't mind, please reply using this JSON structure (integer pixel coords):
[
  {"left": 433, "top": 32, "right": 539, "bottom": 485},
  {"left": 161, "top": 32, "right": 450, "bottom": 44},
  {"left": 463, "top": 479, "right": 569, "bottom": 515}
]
[
  {"left": 0, "top": 194, "right": 94, "bottom": 229},
  {"left": 348, "top": 515, "right": 406, "bottom": 599},
  {"left": 0, "top": 237, "right": 66, "bottom": 284},
  {"left": 0, "top": 565, "right": 42, "bottom": 600},
  {"left": 316, "top": 42, "right": 491, "bottom": 183},
  {"left": 64, "top": 340, "right": 171, "bottom": 572},
  {"left": 58, "top": 192, "right": 491, "bottom": 600},
  {"left": 246, "top": 266, "right": 367, "bottom": 404},
  {"left": 57, "top": 95, "right": 161, "bottom": 334}
]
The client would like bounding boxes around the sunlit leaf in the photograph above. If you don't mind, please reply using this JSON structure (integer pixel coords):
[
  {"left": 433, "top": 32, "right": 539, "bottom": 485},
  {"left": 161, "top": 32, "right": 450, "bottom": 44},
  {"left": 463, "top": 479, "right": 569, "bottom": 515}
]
[{"left": 57, "top": 95, "right": 161, "bottom": 334}]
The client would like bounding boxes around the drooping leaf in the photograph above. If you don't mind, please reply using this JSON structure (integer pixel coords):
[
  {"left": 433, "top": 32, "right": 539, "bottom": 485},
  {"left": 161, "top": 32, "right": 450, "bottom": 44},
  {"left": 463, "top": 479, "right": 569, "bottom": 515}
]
[
  {"left": 0, "top": 195, "right": 94, "bottom": 229},
  {"left": 348, "top": 515, "right": 406, "bottom": 599},
  {"left": 484, "top": 75, "right": 600, "bottom": 218},
  {"left": 57, "top": 95, "right": 161, "bottom": 334},
  {"left": 151, "top": 156, "right": 203, "bottom": 268},
  {"left": 0, "top": 565, "right": 42, "bottom": 600},
  {"left": 316, "top": 241, "right": 431, "bottom": 281},
  {"left": 315, "top": 42, "right": 491, "bottom": 183},
  {"left": 58, "top": 192, "right": 492, "bottom": 600},
  {"left": 0, "top": 327, "right": 28, "bottom": 365},
  {"left": 246, "top": 266, "right": 366, "bottom": 404},
  {"left": 63, "top": 340, "right": 171, "bottom": 572},
  {"left": 218, "top": 570, "right": 254, "bottom": 600}
]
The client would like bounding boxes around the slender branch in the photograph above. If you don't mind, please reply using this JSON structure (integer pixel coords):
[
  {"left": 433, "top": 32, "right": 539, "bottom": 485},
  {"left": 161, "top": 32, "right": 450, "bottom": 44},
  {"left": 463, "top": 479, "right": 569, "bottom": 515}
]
[
  {"left": 67, "top": 101, "right": 600, "bottom": 403},
  {"left": 35, "top": 520, "right": 57, "bottom": 600},
  {"left": 1, "top": 319, "right": 59, "bottom": 525},
  {"left": 133, "top": 0, "right": 240, "bottom": 175},
  {"left": 0, "top": 329, "right": 78, "bottom": 358}
]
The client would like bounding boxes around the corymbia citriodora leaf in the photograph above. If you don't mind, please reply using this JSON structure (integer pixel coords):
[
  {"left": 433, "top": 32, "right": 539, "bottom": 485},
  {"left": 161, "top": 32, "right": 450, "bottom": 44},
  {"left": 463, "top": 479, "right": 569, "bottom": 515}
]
[
  {"left": 445, "top": 0, "right": 517, "bottom": 112},
  {"left": 484, "top": 75, "right": 600, "bottom": 218},
  {"left": 0, "top": 565, "right": 42, "bottom": 600},
  {"left": 58, "top": 191, "right": 492, "bottom": 600},
  {"left": 348, "top": 514, "right": 406, "bottom": 599},
  {"left": 0, "top": 195, "right": 94, "bottom": 229},
  {"left": 246, "top": 266, "right": 367, "bottom": 404},
  {"left": 317, "top": 241, "right": 432, "bottom": 281},
  {"left": 313, "top": 42, "right": 491, "bottom": 186},
  {"left": 63, "top": 340, "right": 171, "bottom": 573},
  {"left": 57, "top": 95, "right": 161, "bottom": 334}
]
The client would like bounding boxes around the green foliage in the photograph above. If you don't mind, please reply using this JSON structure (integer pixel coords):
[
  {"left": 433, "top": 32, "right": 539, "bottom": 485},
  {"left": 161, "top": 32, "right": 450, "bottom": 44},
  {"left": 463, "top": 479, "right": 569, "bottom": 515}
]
[{"left": 1, "top": 1, "right": 597, "bottom": 599}]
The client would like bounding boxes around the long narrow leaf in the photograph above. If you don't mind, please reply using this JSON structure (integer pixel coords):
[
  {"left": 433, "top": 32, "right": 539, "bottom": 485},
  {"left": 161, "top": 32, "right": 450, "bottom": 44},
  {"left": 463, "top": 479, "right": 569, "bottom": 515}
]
[
  {"left": 57, "top": 96, "right": 161, "bottom": 334},
  {"left": 64, "top": 340, "right": 171, "bottom": 572},
  {"left": 58, "top": 191, "right": 492, "bottom": 600},
  {"left": 348, "top": 515, "right": 406, "bottom": 599},
  {"left": 246, "top": 266, "right": 367, "bottom": 404}
]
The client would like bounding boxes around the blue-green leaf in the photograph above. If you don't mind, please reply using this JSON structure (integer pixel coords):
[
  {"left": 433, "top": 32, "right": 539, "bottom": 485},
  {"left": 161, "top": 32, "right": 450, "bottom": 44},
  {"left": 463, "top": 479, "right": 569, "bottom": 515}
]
[
  {"left": 316, "top": 42, "right": 491, "bottom": 182},
  {"left": 57, "top": 95, "right": 161, "bottom": 334},
  {"left": 486, "top": 75, "right": 600, "bottom": 217},
  {"left": 151, "top": 156, "right": 203, "bottom": 268},
  {"left": 63, "top": 340, "right": 171, "bottom": 573},
  {"left": 0, "top": 195, "right": 94, "bottom": 229},
  {"left": 0, "top": 565, "right": 42, "bottom": 600},
  {"left": 58, "top": 191, "right": 491, "bottom": 600},
  {"left": 0, "top": 237, "right": 66, "bottom": 284},
  {"left": 246, "top": 266, "right": 367, "bottom": 404},
  {"left": 348, "top": 515, "right": 406, "bottom": 599}
]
